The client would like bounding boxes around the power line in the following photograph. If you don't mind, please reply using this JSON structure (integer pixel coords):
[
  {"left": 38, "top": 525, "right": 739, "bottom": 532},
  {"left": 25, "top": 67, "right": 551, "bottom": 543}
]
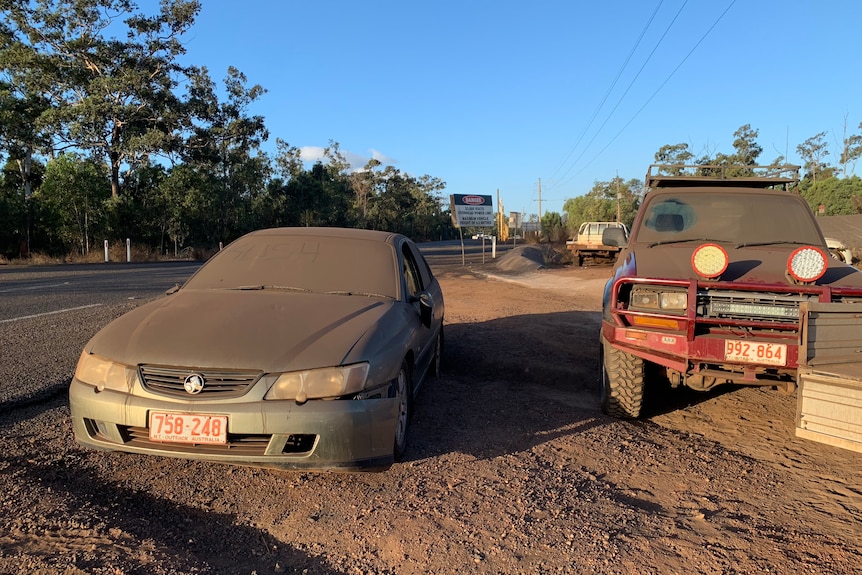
[
  {"left": 548, "top": 0, "right": 665, "bottom": 182},
  {"left": 555, "top": 0, "right": 690, "bottom": 186},
  {"left": 570, "top": 0, "right": 738, "bottom": 180}
]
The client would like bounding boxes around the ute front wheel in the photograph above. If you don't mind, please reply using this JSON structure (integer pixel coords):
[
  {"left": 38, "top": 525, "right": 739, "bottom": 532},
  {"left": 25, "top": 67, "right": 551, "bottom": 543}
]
[{"left": 601, "top": 336, "right": 645, "bottom": 418}]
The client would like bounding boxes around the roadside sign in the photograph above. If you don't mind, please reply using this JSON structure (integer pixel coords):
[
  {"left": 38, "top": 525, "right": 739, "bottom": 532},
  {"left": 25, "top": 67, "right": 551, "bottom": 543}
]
[{"left": 450, "top": 194, "right": 495, "bottom": 228}]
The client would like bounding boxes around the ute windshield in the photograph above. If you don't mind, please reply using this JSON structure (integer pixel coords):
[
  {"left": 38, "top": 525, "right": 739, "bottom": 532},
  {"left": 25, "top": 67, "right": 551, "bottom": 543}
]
[
  {"left": 634, "top": 191, "right": 824, "bottom": 247},
  {"left": 184, "top": 233, "right": 399, "bottom": 298}
]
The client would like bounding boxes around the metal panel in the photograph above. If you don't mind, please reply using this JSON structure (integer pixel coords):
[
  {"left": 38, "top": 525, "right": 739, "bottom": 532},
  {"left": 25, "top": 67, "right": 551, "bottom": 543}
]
[
  {"left": 799, "top": 302, "right": 862, "bottom": 369},
  {"left": 796, "top": 370, "right": 862, "bottom": 453}
]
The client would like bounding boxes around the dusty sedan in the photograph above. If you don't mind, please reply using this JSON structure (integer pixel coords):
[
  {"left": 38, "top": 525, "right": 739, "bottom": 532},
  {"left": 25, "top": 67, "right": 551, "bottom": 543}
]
[{"left": 69, "top": 227, "right": 444, "bottom": 471}]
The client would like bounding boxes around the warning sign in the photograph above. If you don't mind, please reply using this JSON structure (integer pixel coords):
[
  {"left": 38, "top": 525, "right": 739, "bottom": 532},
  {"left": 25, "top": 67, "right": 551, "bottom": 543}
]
[{"left": 450, "top": 194, "right": 495, "bottom": 228}]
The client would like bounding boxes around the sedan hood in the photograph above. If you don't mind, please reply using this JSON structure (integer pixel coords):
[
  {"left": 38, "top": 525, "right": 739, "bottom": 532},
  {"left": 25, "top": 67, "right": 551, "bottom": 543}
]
[
  {"left": 629, "top": 243, "right": 862, "bottom": 287},
  {"left": 84, "top": 289, "right": 393, "bottom": 372}
]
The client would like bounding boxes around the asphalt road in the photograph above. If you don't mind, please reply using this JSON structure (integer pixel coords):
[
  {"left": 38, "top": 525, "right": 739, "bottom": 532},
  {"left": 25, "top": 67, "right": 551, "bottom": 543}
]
[{"left": 0, "top": 261, "right": 203, "bottom": 323}]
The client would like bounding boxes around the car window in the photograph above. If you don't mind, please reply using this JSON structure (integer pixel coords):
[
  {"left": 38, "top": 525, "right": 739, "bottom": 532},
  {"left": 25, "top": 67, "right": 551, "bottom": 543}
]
[
  {"left": 634, "top": 192, "right": 823, "bottom": 245},
  {"left": 401, "top": 244, "right": 423, "bottom": 298},
  {"left": 185, "top": 233, "right": 400, "bottom": 297},
  {"left": 405, "top": 241, "right": 433, "bottom": 289}
]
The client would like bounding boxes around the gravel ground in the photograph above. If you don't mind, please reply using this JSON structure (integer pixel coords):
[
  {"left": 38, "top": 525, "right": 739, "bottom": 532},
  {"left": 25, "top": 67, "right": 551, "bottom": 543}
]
[{"left": 1, "top": 252, "right": 860, "bottom": 574}]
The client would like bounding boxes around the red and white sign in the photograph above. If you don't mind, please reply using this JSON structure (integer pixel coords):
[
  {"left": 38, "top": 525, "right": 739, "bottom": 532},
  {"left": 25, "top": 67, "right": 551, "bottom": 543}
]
[
  {"left": 149, "top": 412, "right": 228, "bottom": 444},
  {"left": 450, "top": 194, "right": 495, "bottom": 228},
  {"left": 724, "top": 340, "right": 786, "bottom": 366}
]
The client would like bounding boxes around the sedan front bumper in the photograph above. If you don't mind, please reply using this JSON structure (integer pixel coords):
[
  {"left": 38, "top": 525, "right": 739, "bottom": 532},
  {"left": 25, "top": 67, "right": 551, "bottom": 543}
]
[{"left": 69, "top": 378, "right": 400, "bottom": 471}]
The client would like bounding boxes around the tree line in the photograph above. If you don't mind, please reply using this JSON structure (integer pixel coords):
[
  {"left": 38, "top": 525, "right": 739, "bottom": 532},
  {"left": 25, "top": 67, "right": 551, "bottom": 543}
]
[
  {"left": 0, "top": 0, "right": 452, "bottom": 259},
  {"left": 3, "top": 2, "right": 861, "bottom": 260},
  {"left": 561, "top": 124, "right": 862, "bottom": 237}
]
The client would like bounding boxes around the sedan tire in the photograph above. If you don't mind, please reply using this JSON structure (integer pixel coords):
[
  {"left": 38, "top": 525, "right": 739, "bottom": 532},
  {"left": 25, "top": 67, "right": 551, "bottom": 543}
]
[{"left": 393, "top": 360, "right": 412, "bottom": 462}]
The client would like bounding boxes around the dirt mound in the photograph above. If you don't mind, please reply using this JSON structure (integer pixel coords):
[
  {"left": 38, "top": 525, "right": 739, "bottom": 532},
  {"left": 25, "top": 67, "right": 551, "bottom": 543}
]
[{"left": 487, "top": 244, "right": 555, "bottom": 274}]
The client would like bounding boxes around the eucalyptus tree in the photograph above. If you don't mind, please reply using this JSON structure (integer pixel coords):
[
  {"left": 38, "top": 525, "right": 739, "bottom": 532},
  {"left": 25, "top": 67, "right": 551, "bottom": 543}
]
[
  {"left": 366, "top": 166, "right": 446, "bottom": 239},
  {"left": 654, "top": 143, "right": 693, "bottom": 173},
  {"left": 36, "top": 153, "right": 109, "bottom": 255},
  {"left": 562, "top": 176, "right": 641, "bottom": 237},
  {"left": 797, "top": 131, "right": 832, "bottom": 185},
  {"left": 839, "top": 120, "right": 862, "bottom": 178},
  {"left": 182, "top": 65, "right": 269, "bottom": 243},
  {"left": 349, "top": 157, "right": 382, "bottom": 227},
  {"left": 2, "top": 0, "right": 200, "bottom": 198}
]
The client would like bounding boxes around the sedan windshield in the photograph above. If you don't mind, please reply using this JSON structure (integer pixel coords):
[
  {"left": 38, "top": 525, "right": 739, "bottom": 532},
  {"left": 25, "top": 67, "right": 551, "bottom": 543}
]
[
  {"left": 634, "top": 191, "right": 824, "bottom": 247},
  {"left": 184, "top": 233, "right": 399, "bottom": 298}
]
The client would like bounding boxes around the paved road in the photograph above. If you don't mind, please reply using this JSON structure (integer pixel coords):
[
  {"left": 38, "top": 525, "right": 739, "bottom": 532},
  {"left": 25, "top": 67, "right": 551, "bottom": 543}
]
[{"left": 0, "top": 261, "right": 202, "bottom": 323}]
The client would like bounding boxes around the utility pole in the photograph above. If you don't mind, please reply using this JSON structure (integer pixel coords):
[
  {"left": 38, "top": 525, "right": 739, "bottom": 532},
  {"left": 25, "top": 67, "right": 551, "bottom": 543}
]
[
  {"left": 615, "top": 171, "right": 621, "bottom": 223},
  {"left": 537, "top": 178, "right": 542, "bottom": 224}
]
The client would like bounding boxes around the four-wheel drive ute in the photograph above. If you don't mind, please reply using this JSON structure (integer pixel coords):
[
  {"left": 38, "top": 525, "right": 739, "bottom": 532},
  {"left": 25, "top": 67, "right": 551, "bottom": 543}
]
[{"left": 600, "top": 165, "right": 862, "bottom": 418}]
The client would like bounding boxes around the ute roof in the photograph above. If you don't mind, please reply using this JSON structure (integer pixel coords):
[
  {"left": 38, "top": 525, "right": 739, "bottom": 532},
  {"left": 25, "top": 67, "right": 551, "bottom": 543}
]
[{"left": 645, "top": 164, "right": 800, "bottom": 192}]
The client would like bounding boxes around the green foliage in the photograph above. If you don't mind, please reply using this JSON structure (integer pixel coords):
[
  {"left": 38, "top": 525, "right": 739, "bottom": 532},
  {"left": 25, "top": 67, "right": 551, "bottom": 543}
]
[
  {"left": 541, "top": 211, "right": 567, "bottom": 242},
  {"left": 563, "top": 177, "right": 641, "bottom": 238},
  {"left": 799, "top": 176, "right": 862, "bottom": 216},
  {"left": 3, "top": 0, "right": 202, "bottom": 198},
  {"left": 0, "top": 0, "right": 455, "bottom": 258},
  {"left": 35, "top": 153, "right": 110, "bottom": 255},
  {"left": 0, "top": 161, "right": 28, "bottom": 258}
]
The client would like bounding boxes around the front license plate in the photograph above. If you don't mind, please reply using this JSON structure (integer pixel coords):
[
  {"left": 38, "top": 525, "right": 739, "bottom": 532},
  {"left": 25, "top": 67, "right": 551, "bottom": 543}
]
[
  {"left": 149, "top": 412, "right": 228, "bottom": 444},
  {"left": 724, "top": 340, "right": 787, "bottom": 366}
]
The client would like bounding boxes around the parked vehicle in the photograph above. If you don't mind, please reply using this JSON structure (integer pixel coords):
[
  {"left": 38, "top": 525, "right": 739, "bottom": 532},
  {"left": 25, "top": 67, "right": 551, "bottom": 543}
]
[
  {"left": 70, "top": 227, "right": 444, "bottom": 470},
  {"left": 567, "top": 221, "right": 629, "bottom": 266},
  {"left": 600, "top": 164, "right": 862, "bottom": 418},
  {"left": 824, "top": 236, "right": 853, "bottom": 264}
]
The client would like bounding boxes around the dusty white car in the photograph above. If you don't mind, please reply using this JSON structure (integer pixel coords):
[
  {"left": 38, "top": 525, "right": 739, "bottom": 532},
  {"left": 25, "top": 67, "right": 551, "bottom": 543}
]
[
  {"left": 70, "top": 227, "right": 445, "bottom": 471},
  {"left": 825, "top": 237, "right": 853, "bottom": 264}
]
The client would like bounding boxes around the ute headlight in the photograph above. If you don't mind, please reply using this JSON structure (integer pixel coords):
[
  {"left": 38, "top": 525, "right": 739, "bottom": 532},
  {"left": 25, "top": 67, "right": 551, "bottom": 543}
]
[
  {"left": 660, "top": 292, "right": 688, "bottom": 309},
  {"left": 630, "top": 286, "right": 687, "bottom": 312},
  {"left": 265, "top": 363, "right": 370, "bottom": 402},
  {"left": 74, "top": 352, "right": 136, "bottom": 392},
  {"left": 788, "top": 246, "right": 828, "bottom": 283},
  {"left": 692, "top": 243, "right": 729, "bottom": 279}
]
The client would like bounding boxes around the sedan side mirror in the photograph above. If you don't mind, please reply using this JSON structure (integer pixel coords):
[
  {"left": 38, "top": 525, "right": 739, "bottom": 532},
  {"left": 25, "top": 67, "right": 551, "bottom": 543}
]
[{"left": 416, "top": 291, "right": 434, "bottom": 328}]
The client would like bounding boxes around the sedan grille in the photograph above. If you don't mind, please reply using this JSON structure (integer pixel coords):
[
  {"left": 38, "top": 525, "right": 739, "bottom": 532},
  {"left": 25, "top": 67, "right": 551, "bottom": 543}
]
[
  {"left": 139, "top": 365, "right": 262, "bottom": 398},
  {"left": 696, "top": 290, "right": 817, "bottom": 324},
  {"left": 123, "top": 425, "right": 272, "bottom": 455}
]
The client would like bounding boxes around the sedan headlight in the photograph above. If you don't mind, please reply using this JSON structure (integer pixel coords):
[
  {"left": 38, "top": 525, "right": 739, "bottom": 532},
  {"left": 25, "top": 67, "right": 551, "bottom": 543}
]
[
  {"left": 74, "top": 352, "right": 136, "bottom": 392},
  {"left": 629, "top": 286, "right": 688, "bottom": 312},
  {"left": 264, "top": 363, "right": 370, "bottom": 401}
]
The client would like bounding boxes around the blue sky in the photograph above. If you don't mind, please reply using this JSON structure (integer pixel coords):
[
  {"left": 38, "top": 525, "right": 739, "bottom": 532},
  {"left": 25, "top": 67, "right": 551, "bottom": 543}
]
[{"left": 178, "top": 0, "right": 862, "bottom": 218}]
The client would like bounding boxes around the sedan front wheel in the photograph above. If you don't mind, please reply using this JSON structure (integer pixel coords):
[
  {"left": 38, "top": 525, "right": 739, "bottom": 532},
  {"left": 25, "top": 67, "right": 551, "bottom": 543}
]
[{"left": 393, "top": 360, "right": 412, "bottom": 462}]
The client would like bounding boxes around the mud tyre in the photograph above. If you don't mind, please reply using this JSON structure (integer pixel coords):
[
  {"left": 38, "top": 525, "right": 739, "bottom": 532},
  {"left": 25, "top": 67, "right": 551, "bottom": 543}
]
[{"left": 600, "top": 336, "right": 645, "bottom": 418}]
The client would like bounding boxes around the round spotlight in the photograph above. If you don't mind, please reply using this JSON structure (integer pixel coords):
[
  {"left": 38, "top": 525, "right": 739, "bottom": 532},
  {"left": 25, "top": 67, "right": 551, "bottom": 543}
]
[
  {"left": 691, "top": 243, "right": 729, "bottom": 279},
  {"left": 788, "top": 246, "right": 828, "bottom": 283}
]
